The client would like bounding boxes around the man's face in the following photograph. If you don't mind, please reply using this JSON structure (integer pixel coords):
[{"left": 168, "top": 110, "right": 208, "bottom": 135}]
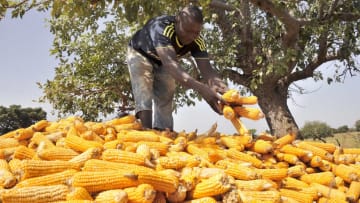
[{"left": 176, "top": 15, "right": 202, "bottom": 45}]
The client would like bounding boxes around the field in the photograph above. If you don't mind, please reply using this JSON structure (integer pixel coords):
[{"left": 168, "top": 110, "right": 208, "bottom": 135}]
[{"left": 307, "top": 131, "right": 360, "bottom": 148}]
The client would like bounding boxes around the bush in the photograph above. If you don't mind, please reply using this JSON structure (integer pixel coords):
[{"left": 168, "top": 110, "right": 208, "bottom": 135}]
[
  {"left": 355, "top": 120, "right": 360, "bottom": 132},
  {"left": 300, "top": 121, "right": 333, "bottom": 140},
  {"left": 336, "top": 125, "right": 349, "bottom": 133}
]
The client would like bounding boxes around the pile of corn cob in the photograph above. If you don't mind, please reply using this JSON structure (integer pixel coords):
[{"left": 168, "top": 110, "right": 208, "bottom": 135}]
[{"left": 0, "top": 92, "right": 359, "bottom": 203}]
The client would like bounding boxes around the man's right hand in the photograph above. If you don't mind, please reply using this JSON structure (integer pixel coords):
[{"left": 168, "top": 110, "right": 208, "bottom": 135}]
[{"left": 199, "top": 85, "right": 225, "bottom": 115}]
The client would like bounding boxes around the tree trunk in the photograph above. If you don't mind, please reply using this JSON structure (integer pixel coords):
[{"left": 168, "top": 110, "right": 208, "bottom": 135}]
[{"left": 255, "top": 86, "right": 303, "bottom": 139}]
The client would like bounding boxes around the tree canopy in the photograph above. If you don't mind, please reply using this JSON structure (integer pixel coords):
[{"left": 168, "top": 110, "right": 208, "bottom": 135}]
[
  {"left": 0, "top": 105, "right": 47, "bottom": 134},
  {"left": 1, "top": 0, "right": 359, "bottom": 137}
]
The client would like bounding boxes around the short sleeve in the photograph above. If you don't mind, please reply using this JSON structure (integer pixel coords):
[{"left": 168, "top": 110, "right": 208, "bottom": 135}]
[
  {"left": 191, "top": 36, "right": 209, "bottom": 59},
  {"left": 151, "top": 22, "right": 173, "bottom": 48}
]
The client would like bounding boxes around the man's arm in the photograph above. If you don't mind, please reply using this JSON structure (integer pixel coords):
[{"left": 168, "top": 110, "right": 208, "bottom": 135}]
[
  {"left": 156, "top": 46, "right": 224, "bottom": 114},
  {"left": 195, "top": 58, "right": 228, "bottom": 94}
]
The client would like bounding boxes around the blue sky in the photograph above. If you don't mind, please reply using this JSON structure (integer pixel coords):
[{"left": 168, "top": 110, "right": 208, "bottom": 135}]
[{"left": 1, "top": 10, "right": 359, "bottom": 134}]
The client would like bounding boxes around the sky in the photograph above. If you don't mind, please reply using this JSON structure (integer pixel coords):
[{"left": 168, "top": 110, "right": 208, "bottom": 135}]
[{"left": 1, "top": 10, "right": 360, "bottom": 135}]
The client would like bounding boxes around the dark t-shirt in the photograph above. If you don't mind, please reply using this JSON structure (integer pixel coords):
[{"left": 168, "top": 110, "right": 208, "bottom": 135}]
[{"left": 129, "top": 15, "right": 208, "bottom": 65}]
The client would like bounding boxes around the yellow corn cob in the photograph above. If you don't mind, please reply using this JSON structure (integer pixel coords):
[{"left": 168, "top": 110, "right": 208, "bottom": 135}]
[
  {"left": 113, "top": 122, "right": 142, "bottom": 132},
  {"left": 16, "top": 169, "right": 77, "bottom": 187},
  {"left": 343, "top": 148, "right": 360, "bottom": 154},
  {"left": 230, "top": 117, "right": 248, "bottom": 135},
  {"left": 103, "top": 140, "right": 122, "bottom": 150},
  {"left": 186, "top": 144, "right": 210, "bottom": 161},
  {"left": 227, "top": 148, "right": 263, "bottom": 168},
  {"left": 273, "top": 133, "right": 296, "bottom": 149},
  {"left": 184, "top": 197, "right": 218, "bottom": 203},
  {"left": 219, "top": 136, "right": 244, "bottom": 151},
  {"left": 95, "top": 189, "right": 128, "bottom": 203},
  {"left": 300, "top": 171, "right": 335, "bottom": 185},
  {"left": 318, "top": 159, "right": 333, "bottom": 172},
  {"left": 281, "top": 177, "right": 309, "bottom": 190},
  {"left": 251, "top": 139, "right": 273, "bottom": 154},
  {"left": 165, "top": 184, "right": 187, "bottom": 203},
  {"left": 294, "top": 141, "right": 333, "bottom": 161},
  {"left": 66, "top": 187, "right": 93, "bottom": 201},
  {"left": 15, "top": 159, "right": 80, "bottom": 180},
  {"left": 0, "top": 147, "right": 17, "bottom": 160},
  {"left": 0, "top": 137, "right": 20, "bottom": 149},
  {"left": 279, "top": 188, "right": 313, "bottom": 203},
  {"left": 101, "top": 149, "right": 151, "bottom": 167},
  {"left": 287, "top": 165, "right": 306, "bottom": 177},
  {"left": 336, "top": 153, "right": 357, "bottom": 165},
  {"left": 136, "top": 143, "right": 152, "bottom": 160},
  {"left": 302, "top": 141, "right": 337, "bottom": 153},
  {"left": 31, "top": 120, "right": 50, "bottom": 132},
  {"left": 225, "top": 163, "right": 259, "bottom": 180},
  {"left": 318, "top": 197, "right": 348, "bottom": 203},
  {"left": 221, "top": 89, "right": 258, "bottom": 105},
  {"left": 105, "top": 115, "right": 137, "bottom": 126},
  {"left": 1, "top": 184, "right": 69, "bottom": 203},
  {"left": 29, "top": 132, "right": 55, "bottom": 149},
  {"left": 82, "top": 159, "right": 154, "bottom": 175},
  {"left": 68, "top": 147, "right": 101, "bottom": 166},
  {"left": 233, "top": 106, "right": 264, "bottom": 120},
  {"left": 65, "top": 127, "right": 103, "bottom": 152},
  {"left": 37, "top": 146, "right": 79, "bottom": 161},
  {"left": 137, "top": 170, "right": 179, "bottom": 193},
  {"left": 254, "top": 168, "right": 288, "bottom": 181},
  {"left": 280, "top": 144, "right": 312, "bottom": 158},
  {"left": 180, "top": 167, "right": 200, "bottom": 190},
  {"left": 80, "top": 130, "right": 104, "bottom": 144},
  {"left": 54, "top": 200, "right": 95, "bottom": 203},
  {"left": 309, "top": 155, "right": 323, "bottom": 167},
  {"left": 234, "top": 179, "right": 276, "bottom": 191},
  {"left": 276, "top": 152, "right": 300, "bottom": 165},
  {"left": 0, "top": 159, "right": 17, "bottom": 188},
  {"left": 87, "top": 122, "right": 106, "bottom": 135},
  {"left": 238, "top": 190, "right": 281, "bottom": 203},
  {"left": 117, "top": 130, "right": 160, "bottom": 142},
  {"left": 72, "top": 170, "right": 139, "bottom": 193},
  {"left": 156, "top": 156, "right": 195, "bottom": 170},
  {"left": 332, "top": 164, "right": 359, "bottom": 183},
  {"left": 136, "top": 141, "right": 169, "bottom": 156},
  {"left": 310, "top": 182, "right": 346, "bottom": 200},
  {"left": 346, "top": 181, "right": 360, "bottom": 202},
  {"left": 190, "top": 173, "right": 231, "bottom": 199},
  {"left": 13, "top": 127, "right": 34, "bottom": 141},
  {"left": 13, "top": 145, "right": 35, "bottom": 160},
  {"left": 300, "top": 186, "right": 320, "bottom": 201},
  {"left": 222, "top": 105, "right": 236, "bottom": 120},
  {"left": 233, "top": 134, "right": 253, "bottom": 146}
]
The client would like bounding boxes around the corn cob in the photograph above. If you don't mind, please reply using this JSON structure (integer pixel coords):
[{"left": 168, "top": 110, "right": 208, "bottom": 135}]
[
  {"left": 346, "top": 181, "right": 360, "bottom": 202},
  {"left": 13, "top": 128, "right": 34, "bottom": 141},
  {"left": 309, "top": 155, "right": 323, "bottom": 167},
  {"left": 279, "top": 188, "right": 313, "bottom": 203},
  {"left": 310, "top": 182, "right": 347, "bottom": 200},
  {"left": 280, "top": 144, "right": 312, "bottom": 158},
  {"left": 123, "top": 184, "right": 156, "bottom": 203},
  {"left": 227, "top": 148, "right": 263, "bottom": 168},
  {"left": 0, "top": 159, "right": 17, "bottom": 188},
  {"left": 80, "top": 130, "right": 105, "bottom": 144},
  {"left": 238, "top": 190, "right": 281, "bottom": 203},
  {"left": 13, "top": 145, "right": 35, "bottom": 160},
  {"left": 95, "top": 189, "right": 128, "bottom": 203},
  {"left": 184, "top": 197, "right": 218, "bottom": 203},
  {"left": 233, "top": 106, "right": 264, "bottom": 120},
  {"left": 0, "top": 147, "right": 18, "bottom": 160},
  {"left": 234, "top": 179, "right": 275, "bottom": 191},
  {"left": 219, "top": 136, "right": 244, "bottom": 151},
  {"left": 16, "top": 169, "right": 77, "bottom": 187},
  {"left": 254, "top": 168, "right": 288, "bottom": 181},
  {"left": 190, "top": 173, "right": 231, "bottom": 199},
  {"left": 225, "top": 163, "right": 259, "bottom": 180},
  {"left": 54, "top": 200, "right": 95, "bottom": 203},
  {"left": 318, "top": 197, "right": 348, "bottom": 203},
  {"left": 332, "top": 164, "right": 359, "bottom": 183},
  {"left": 276, "top": 152, "right": 300, "bottom": 165},
  {"left": 153, "top": 191, "right": 167, "bottom": 203},
  {"left": 15, "top": 159, "right": 80, "bottom": 180},
  {"left": 251, "top": 139, "right": 273, "bottom": 154},
  {"left": 294, "top": 141, "right": 333, "bottom": 161},
  {"left": 302, "top": 141, "right": 337, "bottom": 153},
  {"left": 281, "top": 177, "right": 309, "bottom": 190},
  {"left": 42, "top": 131, "right": 65, "bottom": 143},
  {"left": 0, "top": 137, "right": 20, "bottom": 149},
  {"left": 287, "top": 164, "right": 306, "bottom": 177},
  {"left": 273, "top": 133, "right": 296, "bottom": 149},
  {"left": 37, "top": 146, "right": 79, "bottom": 161},
  {"left": 66, "top": 187, "right": 93, "bottom": 201},
  {"left": 117, "top": 130, "right": 160, "bottom": 142},
  {"left": 300, "top": 171, "right": 335, "bottom": 186},
  {"left": 230, "top": 117, "right": 248, "bottom": 135},
  {"left": 101, "top": 149, "right": 152, "bottom": 167},
  {"left": 65, "top": 127, "right": 103, "bottom": 152},
  {"left": 72, "top": 170, "right": 139, "bottom": 193},
  {"left": 300, "top": 186, "right": 320, "bottom": 201},
  {"left": 166, "top": 184, "right": 187, "bottom": 203},
  {"left": 137, "top": 170, "right": 179, "bottom": 193},
  {"left": 68, "top": 147, "right": 101, "bottom": 166},
  {"left": 1, "top": 184, "right": 69, "bottom": 203},
  {"left": 31, "top": 120, "right": 50, "bottom": 132},
  {"left": 136, "top": 141, "right": 169, "bottom": 155},
  {"left": 105, "top": 115, "right": 136, "bottom": 126},
  {"left": 222, "top": 105, "right": 236, "bottom": 120},
  {"left": 343, "top": 148, "right": 360, "bottom": 154},
  {"left": 221, "top": 89, "right": 258, "bottom": 105},
  {"left": 29, "top": 132, "right": 55, "bottom": 149},
  {"left": 82, "top": 159, "right": 154, "bottom": 175},
  {"left": 113, "top": 122, "right": 142, "bottom": 132}
]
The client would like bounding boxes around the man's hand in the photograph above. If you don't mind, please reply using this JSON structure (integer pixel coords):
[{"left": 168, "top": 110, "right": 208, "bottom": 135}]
[
  {"left": 208, "top": 77, "right": 229, "bottom": 95},
  {"left": 199, "top": 85, "right": 226, "bottom": 115}
]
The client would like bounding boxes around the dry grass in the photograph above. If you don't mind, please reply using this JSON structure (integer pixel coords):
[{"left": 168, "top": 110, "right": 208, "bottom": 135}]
[{"left": 309, "top": 131, "right": 360, "bottom": 148}]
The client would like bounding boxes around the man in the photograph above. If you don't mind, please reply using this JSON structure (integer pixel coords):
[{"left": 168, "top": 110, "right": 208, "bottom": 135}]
[{"left": 126, "top": 5, "right": 228, "bottom": 131}]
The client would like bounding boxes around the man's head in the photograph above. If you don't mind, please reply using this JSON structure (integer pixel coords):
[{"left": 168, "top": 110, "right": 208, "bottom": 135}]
[{"left": 175, "top": 5, "right": 204, "bottom": 45}]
